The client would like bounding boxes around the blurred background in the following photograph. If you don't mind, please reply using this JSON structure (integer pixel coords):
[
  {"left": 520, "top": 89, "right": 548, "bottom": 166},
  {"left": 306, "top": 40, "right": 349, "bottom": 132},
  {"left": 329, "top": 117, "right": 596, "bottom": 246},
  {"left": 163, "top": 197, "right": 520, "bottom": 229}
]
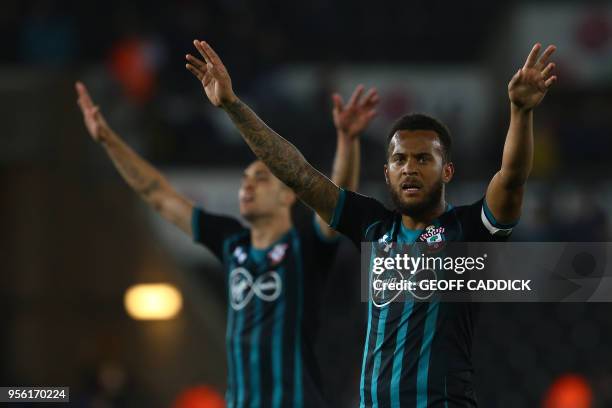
[{"left": 2, "top": 0, "right": 612, "bottom": 407}]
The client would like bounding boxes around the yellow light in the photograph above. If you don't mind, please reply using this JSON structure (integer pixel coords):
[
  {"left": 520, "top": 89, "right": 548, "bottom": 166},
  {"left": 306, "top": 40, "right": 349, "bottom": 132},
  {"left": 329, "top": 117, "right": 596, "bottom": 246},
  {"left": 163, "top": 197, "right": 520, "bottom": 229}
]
[{"left": 124, "top": 283, "right": 183, "bottom": 320}]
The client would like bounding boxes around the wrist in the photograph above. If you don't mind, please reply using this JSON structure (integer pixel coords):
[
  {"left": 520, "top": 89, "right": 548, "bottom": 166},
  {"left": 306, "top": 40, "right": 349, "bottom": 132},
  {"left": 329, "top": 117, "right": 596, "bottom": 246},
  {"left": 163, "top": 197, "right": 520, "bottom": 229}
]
[
  {"left": 220, "top": 93, "right": 239, "bottom": 110},
  {"left": 99, "top": 127, "right": 117, "bottom": 147},
  {"left": 510, "top": 101, "right": 533, "bottom": 115},
  {"left": 337, "top": 129, "right": 358, "bottom": 142}
]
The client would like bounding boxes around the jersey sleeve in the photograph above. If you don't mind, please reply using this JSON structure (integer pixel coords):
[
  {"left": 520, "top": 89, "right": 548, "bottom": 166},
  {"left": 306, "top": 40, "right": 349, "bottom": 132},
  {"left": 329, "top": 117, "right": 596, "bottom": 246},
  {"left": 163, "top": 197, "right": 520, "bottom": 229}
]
[
  {"left": 312, "top": 214, "right": 341, "bottom": 244},
  {"left": 309, "top": 214, "right": 341, "bottom": 265},
  {"left": 328, "top": 189, "right": 391, "bottom": 247},
  {"left": 460, "top": 197, "right": 519, "bottom": 241},
  {"left": 191, "top": 207, "right": 246, "bottom": 260}
]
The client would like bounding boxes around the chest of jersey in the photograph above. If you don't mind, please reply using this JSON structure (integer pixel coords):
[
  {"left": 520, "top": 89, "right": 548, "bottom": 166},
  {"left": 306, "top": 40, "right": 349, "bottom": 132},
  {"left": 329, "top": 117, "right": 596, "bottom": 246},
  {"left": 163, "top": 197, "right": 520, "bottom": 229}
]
[{"left": 226, "top": 242, "right": 295, "bottom": 312}]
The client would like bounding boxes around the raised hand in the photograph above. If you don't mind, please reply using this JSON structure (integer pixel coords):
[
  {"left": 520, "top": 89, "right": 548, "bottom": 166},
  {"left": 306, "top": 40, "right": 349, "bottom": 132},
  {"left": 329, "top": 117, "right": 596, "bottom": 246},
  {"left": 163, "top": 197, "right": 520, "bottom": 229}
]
[
  {"left": 508, "top": 43, "right": 557, "bottom": 111},
  {"left": 332, "top": 85, "right": 379, "bottom": 139},
  {"left": 185, "top": 40, "right": 236, "bottom": 107},
  {"left": 75, "top": 81, "right": 111, "bottom": 143}
]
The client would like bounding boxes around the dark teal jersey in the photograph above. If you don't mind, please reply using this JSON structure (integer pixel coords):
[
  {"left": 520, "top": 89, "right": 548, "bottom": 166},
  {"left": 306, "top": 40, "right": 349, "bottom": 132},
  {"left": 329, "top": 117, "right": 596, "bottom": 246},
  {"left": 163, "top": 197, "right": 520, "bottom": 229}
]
[
  {"left": 329, "top": 189, "right": 516, "bottom": 408},
  {"left": 192, "top": 208, "right": 339, "bottom": 408}
]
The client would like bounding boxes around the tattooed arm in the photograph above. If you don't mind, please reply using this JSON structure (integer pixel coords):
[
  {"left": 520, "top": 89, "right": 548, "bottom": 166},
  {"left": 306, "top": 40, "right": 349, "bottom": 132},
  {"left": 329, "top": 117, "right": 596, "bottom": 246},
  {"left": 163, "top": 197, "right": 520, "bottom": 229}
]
[
  {"left": 227, "top": 100, "right": 339, "bottom": 222},
  {"left": 76, "top": 82, "right": 193, "bottom": 235},
  {"left": 186, "top": 40, "right": 341, "bottom": 223}
]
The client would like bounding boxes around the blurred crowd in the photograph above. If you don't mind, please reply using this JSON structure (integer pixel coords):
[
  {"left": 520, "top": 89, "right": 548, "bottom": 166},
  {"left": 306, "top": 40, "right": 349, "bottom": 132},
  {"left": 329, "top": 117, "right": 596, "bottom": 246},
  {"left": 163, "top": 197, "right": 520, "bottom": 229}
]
[{"left": 6, "top": 1, "right": 612, "bottom": 173}]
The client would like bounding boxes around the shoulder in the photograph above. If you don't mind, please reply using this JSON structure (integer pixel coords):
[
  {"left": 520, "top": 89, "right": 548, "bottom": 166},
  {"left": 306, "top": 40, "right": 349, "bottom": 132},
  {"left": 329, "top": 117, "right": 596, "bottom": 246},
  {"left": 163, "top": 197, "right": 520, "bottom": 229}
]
[
  {"left": 364, "top": 212, "right": 400, "bottom": 242},
  {"left": 450, "top": 198, "right": 516, "bottom": 241},
  {"left": 222, "top": 229, "right": 251, "bottom": 254}
]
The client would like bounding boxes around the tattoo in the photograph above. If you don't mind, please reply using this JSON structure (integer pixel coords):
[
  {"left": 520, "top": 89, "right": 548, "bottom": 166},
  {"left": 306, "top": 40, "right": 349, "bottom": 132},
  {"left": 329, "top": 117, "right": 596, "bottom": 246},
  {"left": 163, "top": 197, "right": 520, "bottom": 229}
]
[
  {"left": 224, "top": 100, "right": 338, "bottom": 218},
  {"left": 102, "top": 135, "right": 190, "bottom": 230},
  {"left": 140, "top": 179, "right": 161, "bottom": 197},
  {"left": 121, "top": 160, "right": 162, "bottom": 199}
]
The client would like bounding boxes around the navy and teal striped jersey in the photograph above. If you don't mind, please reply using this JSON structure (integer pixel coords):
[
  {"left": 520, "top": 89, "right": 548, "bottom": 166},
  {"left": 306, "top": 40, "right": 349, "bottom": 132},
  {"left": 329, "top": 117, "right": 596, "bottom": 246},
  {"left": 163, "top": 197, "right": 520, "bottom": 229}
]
[
  {"left": 192, "top": 207, "right": 339, "bottom": 408},
  {"left": 329, "top": 189, "right": 516, "bottom": 408}
]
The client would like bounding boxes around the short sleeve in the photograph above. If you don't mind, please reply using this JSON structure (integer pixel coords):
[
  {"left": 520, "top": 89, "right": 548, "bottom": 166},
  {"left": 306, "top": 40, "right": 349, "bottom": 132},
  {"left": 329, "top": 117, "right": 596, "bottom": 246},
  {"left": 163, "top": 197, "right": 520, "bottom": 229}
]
[
  {"left": 312, "top": 214, "right": 341, "bottom": 245},
  {"left": 329, "top": 189, "right": 391, "bottom": 247},
  {"left": 191, "top": 207, "right": 246, "bottom": 260},
  {"left": 300, "top": 218, "right": 340, "bottom": 273},
  {"left": 459, "top": 197, "right": 518, "bottom": 241}
]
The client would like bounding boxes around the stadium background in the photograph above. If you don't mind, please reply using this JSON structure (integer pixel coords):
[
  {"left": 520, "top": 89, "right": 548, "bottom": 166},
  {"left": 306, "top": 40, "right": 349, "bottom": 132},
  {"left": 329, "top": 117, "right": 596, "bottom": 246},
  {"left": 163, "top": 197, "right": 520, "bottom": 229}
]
[{"left": 2, "top": 0, "right": 612, "bottom": 406}]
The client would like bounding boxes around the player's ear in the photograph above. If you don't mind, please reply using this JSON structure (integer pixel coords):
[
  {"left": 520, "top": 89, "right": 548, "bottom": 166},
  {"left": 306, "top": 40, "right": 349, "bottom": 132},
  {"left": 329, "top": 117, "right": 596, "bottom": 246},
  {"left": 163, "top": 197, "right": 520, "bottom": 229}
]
[
  {"left": 286, "top": 189, "right": 296, "bottom": 206},
  {"left": 442, "top": 162, "right": 454, "bottom": 183},
  {"left": 384, "top": 164, "right": 390, "bottom": 185},
  {"left": 279, "top": 185, "right": 296, "bottom": 207}
]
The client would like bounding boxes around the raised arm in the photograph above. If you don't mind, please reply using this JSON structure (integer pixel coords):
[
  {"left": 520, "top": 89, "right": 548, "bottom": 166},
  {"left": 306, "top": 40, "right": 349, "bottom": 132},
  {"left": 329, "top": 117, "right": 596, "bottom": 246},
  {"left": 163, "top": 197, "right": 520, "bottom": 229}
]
[
  {"left": 315, "top": 85, "right": 379, "bottom": 237},
  {"left": 330, "top": 85, "right": 378, "bottom": 191},
  {"left": 185, "top": 40, "right": 340, "bottom": 223},
  {"left": 76, "top": 81, "right": 194, "bottom": 235},
  {"left": 485, "top": 43, "right": 557, "bottom": 224}
]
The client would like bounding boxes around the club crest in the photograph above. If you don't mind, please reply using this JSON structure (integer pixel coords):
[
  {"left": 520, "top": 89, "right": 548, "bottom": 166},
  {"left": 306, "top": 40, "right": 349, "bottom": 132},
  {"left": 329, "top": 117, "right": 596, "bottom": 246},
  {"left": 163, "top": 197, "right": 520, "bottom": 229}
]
[
  {"left": 419, "top": 225, "right": 446, "bottom": 251},
  {"left": 268, "top": 243, "right": 289, "bottom": 265}
]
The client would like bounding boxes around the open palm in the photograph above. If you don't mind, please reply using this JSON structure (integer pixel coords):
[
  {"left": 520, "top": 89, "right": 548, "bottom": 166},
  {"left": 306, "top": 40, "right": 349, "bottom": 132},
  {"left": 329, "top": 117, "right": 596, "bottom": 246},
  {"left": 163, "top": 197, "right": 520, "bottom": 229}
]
[
  {"left": 509, "top": 43, "right": 557, "bottom": 110},
  {"left": 185, "top": 40, "right": 236, "bottom": 107},
  {"left": 333, "top": 85, "right": 379, "bottom": 139}
]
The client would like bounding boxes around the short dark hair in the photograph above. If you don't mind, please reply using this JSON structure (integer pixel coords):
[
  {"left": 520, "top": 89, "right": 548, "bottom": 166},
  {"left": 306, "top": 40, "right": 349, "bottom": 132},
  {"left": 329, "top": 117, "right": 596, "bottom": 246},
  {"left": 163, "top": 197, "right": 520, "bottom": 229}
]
[{"left": 386, "top": 113, "right": 452, "bottom": 162}]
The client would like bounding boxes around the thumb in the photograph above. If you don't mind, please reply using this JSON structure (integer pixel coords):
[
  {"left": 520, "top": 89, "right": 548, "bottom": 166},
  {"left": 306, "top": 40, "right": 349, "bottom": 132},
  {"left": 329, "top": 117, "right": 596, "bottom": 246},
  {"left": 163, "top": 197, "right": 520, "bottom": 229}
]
[
  {"left": 332, "top": 93, "right": 344, "bottom": 112},
  {"left": 508, "top": 69, "right": 521, "bottom": 88},
  {"left": 91, "top": 106, "right": 108, "bottom": 128},
  {"left": 91, "top": 106, "right": 101, "bottom": 120}
]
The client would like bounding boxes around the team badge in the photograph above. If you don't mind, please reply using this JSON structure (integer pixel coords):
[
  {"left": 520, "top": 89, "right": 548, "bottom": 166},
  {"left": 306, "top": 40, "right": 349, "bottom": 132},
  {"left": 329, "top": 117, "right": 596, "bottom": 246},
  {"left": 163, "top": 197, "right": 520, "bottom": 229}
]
[
  {"left": 419, "top": 225, "right": 446, "bottom": 251},
  {"left": 421, "top": 225, "right": 445, "bottom": 242},
  {"left": 268, "top": 243, "right": 288, "bottom": 265}
]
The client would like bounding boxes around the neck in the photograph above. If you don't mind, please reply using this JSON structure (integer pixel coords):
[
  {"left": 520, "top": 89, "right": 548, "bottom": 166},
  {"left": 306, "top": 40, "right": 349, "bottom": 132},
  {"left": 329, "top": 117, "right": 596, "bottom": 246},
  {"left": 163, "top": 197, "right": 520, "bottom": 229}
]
[
  {"left": 401, "top": 199, "right": 447, "bottom": 230},
  {"left": 249, "top": 212, "right": 293, "bottom": 249}
]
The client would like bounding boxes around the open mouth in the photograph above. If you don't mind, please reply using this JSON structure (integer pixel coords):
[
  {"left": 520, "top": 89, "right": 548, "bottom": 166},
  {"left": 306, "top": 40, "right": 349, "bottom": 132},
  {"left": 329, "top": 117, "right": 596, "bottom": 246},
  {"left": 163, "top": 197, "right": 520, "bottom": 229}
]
[
  {"left": 401, "top": 181, "right": 422, "bottom": 193},
  {"left": 240, "top": 194, "right": 255, "bottom": 203}
]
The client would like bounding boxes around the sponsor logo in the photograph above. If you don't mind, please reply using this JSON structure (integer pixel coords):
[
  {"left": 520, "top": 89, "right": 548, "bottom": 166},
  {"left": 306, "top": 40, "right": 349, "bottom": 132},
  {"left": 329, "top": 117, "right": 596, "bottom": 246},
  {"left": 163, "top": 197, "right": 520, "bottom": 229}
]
[
  {"left": 371, "top": 267, "right": 437, "bottom": 307},
  {"left": 229, "top": 268, "right": 282, "bottom": 310}
]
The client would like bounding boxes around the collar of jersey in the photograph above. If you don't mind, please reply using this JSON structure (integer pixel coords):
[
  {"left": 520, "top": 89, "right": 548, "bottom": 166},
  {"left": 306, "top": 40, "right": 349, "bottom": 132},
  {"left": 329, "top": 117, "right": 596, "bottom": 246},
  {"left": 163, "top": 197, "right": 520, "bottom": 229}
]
[
  {"left": 396, "top": 202, "right": 453, "bottom": 244},
  {"left": 249, "top": 227, "right": 295, "bottom": 262}
]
